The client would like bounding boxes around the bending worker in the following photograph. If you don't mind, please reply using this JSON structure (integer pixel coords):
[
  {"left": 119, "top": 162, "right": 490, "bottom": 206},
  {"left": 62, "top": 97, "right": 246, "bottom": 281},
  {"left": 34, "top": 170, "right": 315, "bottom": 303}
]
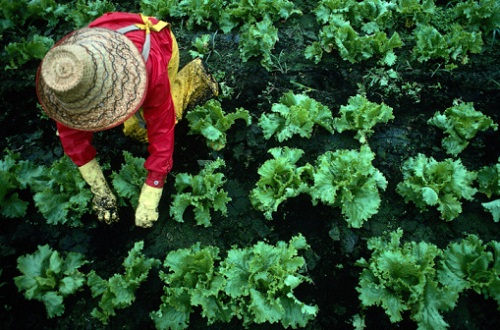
[{"left": 36, "top": 12, "right": 219, "bottom": 228}]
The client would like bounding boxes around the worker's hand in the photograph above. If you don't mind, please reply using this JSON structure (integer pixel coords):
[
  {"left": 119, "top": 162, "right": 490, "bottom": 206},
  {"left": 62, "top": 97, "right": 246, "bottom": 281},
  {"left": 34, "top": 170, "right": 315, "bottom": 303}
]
[
  {"left": 135, "top": 184, "right": 163, "bottom": 228},
  {"left": 78, "top": 159, "right": 119, "bottom": 224}
]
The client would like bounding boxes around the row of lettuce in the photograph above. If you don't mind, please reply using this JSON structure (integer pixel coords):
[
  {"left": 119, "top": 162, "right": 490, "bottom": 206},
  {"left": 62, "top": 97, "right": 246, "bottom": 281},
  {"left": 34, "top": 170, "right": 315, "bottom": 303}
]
[
  {"left": 12, "top": 227, "right": 500, "bottom": 329},
  {"left": 1, "top": 0, "right": 499, "bottom": 82},
  {"left": 2, "top": 90, "right": 499, "bottom": 227}
]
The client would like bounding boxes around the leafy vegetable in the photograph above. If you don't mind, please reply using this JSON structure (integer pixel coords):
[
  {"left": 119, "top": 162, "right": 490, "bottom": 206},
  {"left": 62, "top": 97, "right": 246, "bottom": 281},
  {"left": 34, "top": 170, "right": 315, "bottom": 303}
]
[
  {"left": 170, "top": 158, "right": 231, "bottom": 227},
  {"left": 477, "top": 159, "right": 500, "bottom": 198},
  {"left": 249, "top": 147, "right": 313, "bottom": 220},
  {"left": 356, "top": 229, "right": 458, "bottom": 329},
  {"left": 87, "top": 241, "right": 159, "bottom": 324},
  {"left": 186, "top": 99, "right": 252, "bottom": 151},
  {"left": 111, "top": 151, "right": 147, "bottom": 208},
  {"left": 438, "top": 234, "right": 500, "bottom": 303},
  {"left": 189, "top": 34, "right": 212, "bottom": 59},
  {"left": 396, "top": 153, "right": 477, "bottom": 221},
  {"left": 427, "top": 99, "right": 498, "bottom": 156},
  {"left": 238, "top": 17, "right": 279, "bottom": 70},
  {"left": 14, "top": 245, "right": 87, "bottom": 318},
  {"left": 0, "top": 149, "right": 44, "bottom": 218},
  {"left": 332, "top": 94, "right": 395, "bottom": 144},
  {"left": 219, "top": 234, "right": 318, "bottom": 328},
  {"left": 482, "top": 199, "right": 500, "bottom": 222},
  {"left": 151, "top": 243, "right": 231, "bottom": 330},
  {"left": 258, "top": 91, "right": 335, "bottom": 142},
  {"left": 310, "top": 145, "right": 387, "bottom": 228},
  {"left": 31, "top": 155, "right": 92, "bottom": 227}
]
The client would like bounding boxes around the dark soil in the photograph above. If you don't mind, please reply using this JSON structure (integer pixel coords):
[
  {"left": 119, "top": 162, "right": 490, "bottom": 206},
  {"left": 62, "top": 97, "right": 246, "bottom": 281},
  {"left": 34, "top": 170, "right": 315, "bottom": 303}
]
[{"left": 1, "top": 10, "right": 500, "bottom": 330}]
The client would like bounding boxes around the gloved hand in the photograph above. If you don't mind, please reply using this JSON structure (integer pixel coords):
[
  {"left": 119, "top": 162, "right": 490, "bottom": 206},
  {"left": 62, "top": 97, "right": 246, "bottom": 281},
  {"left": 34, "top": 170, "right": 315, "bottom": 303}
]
[
  {"left": 78, "top": 159, "right": 119, "bottom": 224},
  {"left": 135, "top": 183, "right": 163, "bottom": 228}
]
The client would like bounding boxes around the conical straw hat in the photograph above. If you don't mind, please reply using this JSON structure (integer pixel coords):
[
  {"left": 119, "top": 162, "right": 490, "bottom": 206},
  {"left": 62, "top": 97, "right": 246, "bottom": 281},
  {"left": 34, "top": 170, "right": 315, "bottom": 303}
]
[{"left": 36, "top": 27, "right": 147, "bottom": 131}]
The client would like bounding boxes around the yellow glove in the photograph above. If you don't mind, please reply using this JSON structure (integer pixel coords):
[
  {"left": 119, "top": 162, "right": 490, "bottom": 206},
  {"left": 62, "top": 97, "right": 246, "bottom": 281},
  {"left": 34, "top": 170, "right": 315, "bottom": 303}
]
[
  {"left": 78, "top": 159, "right": 119, "bottom": 224},
  {"left": 135, "top": 183, "right": 163, "bottom": 228}
]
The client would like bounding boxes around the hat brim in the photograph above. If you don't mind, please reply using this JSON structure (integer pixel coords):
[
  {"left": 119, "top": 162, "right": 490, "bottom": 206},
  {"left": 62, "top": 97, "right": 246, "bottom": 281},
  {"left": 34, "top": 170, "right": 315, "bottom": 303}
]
[{"left": 36, "top": 28, "right": 148, "bottom": 132}]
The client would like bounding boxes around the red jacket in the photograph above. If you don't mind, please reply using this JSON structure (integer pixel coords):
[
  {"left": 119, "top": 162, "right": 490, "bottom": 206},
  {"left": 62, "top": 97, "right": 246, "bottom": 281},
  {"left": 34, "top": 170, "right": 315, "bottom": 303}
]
[{"left": 57, "top": 12, "right": 175, "bottom": 188}]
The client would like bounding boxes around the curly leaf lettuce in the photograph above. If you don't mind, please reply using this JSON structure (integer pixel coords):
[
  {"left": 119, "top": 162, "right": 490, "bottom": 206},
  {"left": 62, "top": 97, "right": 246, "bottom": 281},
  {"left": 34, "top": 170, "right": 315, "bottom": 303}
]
[
  {"left": 186, "top": 99, "right": 251, "bottom": 151},
  {"left": 428, "top": 100, "right": 498, "bottom": 156},
  {"left": 249, "top": 147, "right": 313, "bottom": 220},
  {"left": 31, "top": 155, "right": 92, "bottom": 226},
  {"left": 111, "top": 151, "right": 147, "bottom": 208},
  {"left": 87, "top": 241, "right": 159, "bottom": 324},
  {"left": 310, "top": 145, "right": 387, "bottom": 228},
  {"left": 151, "top": 243, "right": 231, "bottom": 330},
  {"left": 170, "top": 158, "right": 231, "bottom": 227},
  {"left": 14, "top": 244, "right": 87, "bottom": 318},
  {"left": 259, "top": 91, "right": 334, "bottom": 142},
  {"left": 356, "top": 229, "right": 458, "bottom": 329},
  {"left": 333, "top": 94, "right": 394, "bottom": 144},
  {"left": 396, "top": 154, "right": 477, "bottom": 221},
  {"left": 220, "top": 234, "right": 318, "bottom": 328}
]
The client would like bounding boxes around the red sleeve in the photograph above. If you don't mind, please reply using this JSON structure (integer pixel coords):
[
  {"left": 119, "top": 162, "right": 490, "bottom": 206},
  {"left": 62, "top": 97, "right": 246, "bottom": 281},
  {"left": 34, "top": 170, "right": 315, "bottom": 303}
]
[{"left": 57, "top": 122, "right": 96, "bottom": 166}]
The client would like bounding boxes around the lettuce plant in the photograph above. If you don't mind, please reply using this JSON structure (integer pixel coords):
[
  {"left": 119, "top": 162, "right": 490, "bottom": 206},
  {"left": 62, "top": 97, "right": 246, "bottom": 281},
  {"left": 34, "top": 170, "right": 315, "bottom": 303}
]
[
  {"left": 111, "top": 151, "right": 147, "bottom": 208},
  {"left": 427, "top": 100, "right": 498, "bottom": 156},
  {"left": 249, "top": 147, "right": 313, "bottom": 220},
  {"left": 31, "top": 155, "right": 92, "bottom": 227},
  {"left": 219, "top": 234, "right": 318, "bottom": 328},
  {"left": 438, "top": 234, "right": 500, "bottom": 306},
  {"left": 476, "top": 159, "right": 500, "bottom": 222},
  {"left": 151, "top": 243, "right": 232, "bottom": 330},
  {"left": 396, "top": 154, "right": 477, "bottom": 221},
  {"left": 14, "top": 245, "right": 88, "bottom": 318},
  {"left": 310, "top": 145, "right": 387, "bottom": 228},
  {"left": 0, "top": 149, "right": 44, "bottom": 218},
  {"left": 332, "top": 94, "right": 395, "bottom": 144},
  {"left": 186, "top": 99, "right": 252, "bottom": 151},
  {"left": 259, "top": 91, "right": 335, "bottom": 142},
  {"left": 87, "top": 241, "right": 159, "bottom": 324},
  {"left": 170, "top": 158, "right": 231, "bottom": 227},
  {"left": 356, "top": 229, "right": 458, "bottom": 330}
]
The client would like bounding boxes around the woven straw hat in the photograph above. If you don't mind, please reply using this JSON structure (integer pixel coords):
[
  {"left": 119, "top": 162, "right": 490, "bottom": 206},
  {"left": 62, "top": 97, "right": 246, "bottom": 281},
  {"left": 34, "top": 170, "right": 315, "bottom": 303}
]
[{"left": 36, "top": 27, "right": 147, "bottom": 131}]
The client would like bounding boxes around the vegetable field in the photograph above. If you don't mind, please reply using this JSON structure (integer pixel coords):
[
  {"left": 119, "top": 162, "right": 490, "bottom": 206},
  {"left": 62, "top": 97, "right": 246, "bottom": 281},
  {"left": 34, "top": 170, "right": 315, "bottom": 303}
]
[{"left": 1, "top": 1, "right": 500, "bottom": 329}]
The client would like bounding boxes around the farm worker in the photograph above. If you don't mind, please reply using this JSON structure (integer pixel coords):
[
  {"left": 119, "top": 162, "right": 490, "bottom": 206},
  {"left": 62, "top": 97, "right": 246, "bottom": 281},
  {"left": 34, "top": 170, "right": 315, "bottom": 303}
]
[{"left": 36, "top": 12, "right": 219, "bottom": 228}]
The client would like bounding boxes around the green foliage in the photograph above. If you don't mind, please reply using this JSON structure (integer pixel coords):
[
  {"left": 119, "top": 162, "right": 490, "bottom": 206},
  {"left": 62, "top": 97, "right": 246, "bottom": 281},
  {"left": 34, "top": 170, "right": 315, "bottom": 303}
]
[
  {"left": 220, "top": 234, "right": 318, "bottom": 328},
  {"left": 151, "top": 243, "right": 231, "bottom": 330},
  {"left": 238, "top": 17, "right": 279, "bottom": 70},
  {"left": 396, "top": 154, "right": 477, "bottom": 221},
  {"left": 31, "top": 155, "right": 92, "bottom": 226},
  {"left": 87, "top": 241, "right": 160, "bottom": 324},
  {"left": 14, "top": 244, "right": 87, "bottom": 318},
  {"left": 186, "top": 99, "right": 252, "bottom": 151},
  {"left": 310, "top": 145, "right": 387, "bottom": 228},
  {"left": 111, "top": 151, "right": 147, "bottom": 208},
  {"left": 356, "top": 229, "right": 458, "bottom": 330},
  {"left": 0, "top": 149, "right": 44, "bottom": 218},
  {"left": 333, "top": 94, "right": 395, "bottom": 144},
  {"left": 453, "top": 0, "right": 500, "bottom": 35},
  {"left": 4, "top": 34, "right": 54, "bottom": 70},
  {"left": 413, "top": 24, "right": 483, "bottom": 68},
  {"left": 170, "top": 158, "right": 231, "bottom": 227},
  {"left": 249, "top": 147, "right": 313, "bottom": 220},
  {"left": 427, "top": 100, "right": 498, "bottom": 156},
  {"left": 477, "top": 159, "right": 500, "bottom": 198},
  {"left": 438, "top": 234, "right": 500, "bottom": 305},
  {"left": 258, "top": 91, "right": 335, "bottom": 142},
  {"left": 189, "top": 34, "right": 212, "bottom": 59},
  {"left": 152, "top": 235, "right": 317, "bottom": 329}
]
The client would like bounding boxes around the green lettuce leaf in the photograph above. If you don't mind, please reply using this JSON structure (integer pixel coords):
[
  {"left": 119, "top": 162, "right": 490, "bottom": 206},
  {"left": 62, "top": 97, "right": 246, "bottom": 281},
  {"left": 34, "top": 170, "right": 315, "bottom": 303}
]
[
  {"left": 333, "top": 94, "right": 394, "bottom": 144},
  {"left": 258, "top": 91, "right": 334, "bottom": 142},
  {"left": 310, "top": 145, "right": 387, "bottom": 228},
  {"left": 249, "top": 147, "right": 313, "bottom": 220},
  {"left": 170, "top": 158, "right": 231, "bottom": 227},
  {"left": 396, "top": 153, "right": 477, "bottom": 221},
  {"left": 428, "top": 100, "right": 498, "bottom": 156},
  {"left": 14, "top": 244, "right": 87, "bottom": 318},
  {"left": 111, "top": 151, "right": 147, "bottom": 208}
]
